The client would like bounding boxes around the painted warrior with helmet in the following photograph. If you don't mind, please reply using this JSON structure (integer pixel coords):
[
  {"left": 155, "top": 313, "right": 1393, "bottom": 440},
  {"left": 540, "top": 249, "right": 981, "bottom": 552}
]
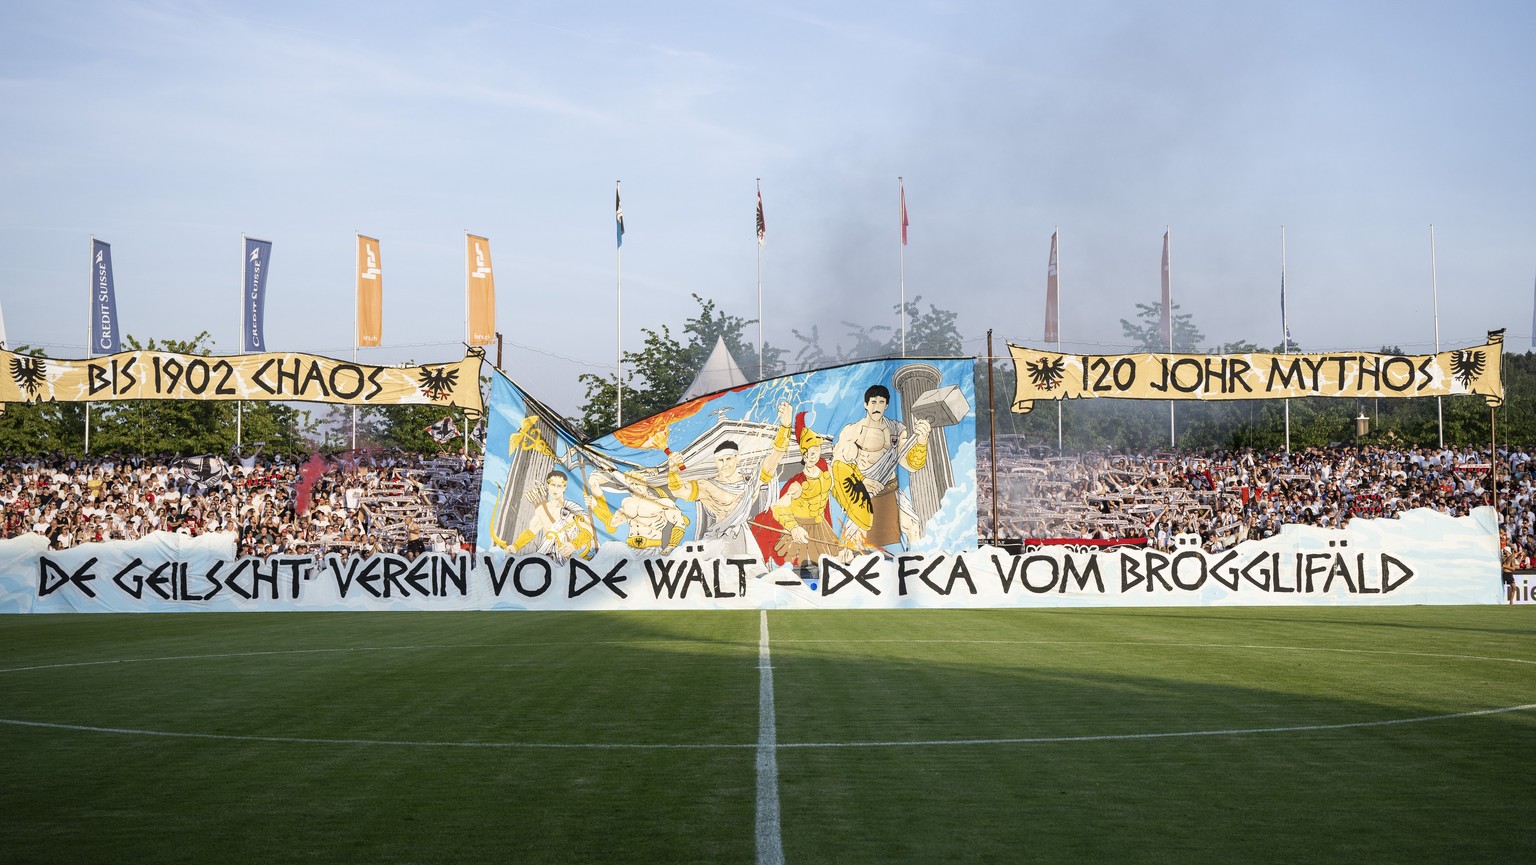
[{"left": 752, "top": 411, "right": 842, "bottom": 567}]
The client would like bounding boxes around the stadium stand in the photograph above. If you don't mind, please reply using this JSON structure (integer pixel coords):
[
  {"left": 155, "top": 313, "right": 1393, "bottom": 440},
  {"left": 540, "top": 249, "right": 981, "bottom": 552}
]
[
  {"left": 0, "top": 451, "right": 480, "bottom": 560},
  {"left": 980, "top": 439, "right": 1534, "bottom": 563},
  {"left": 4, "top": 443, "right": 1532, "bottom": 567}
]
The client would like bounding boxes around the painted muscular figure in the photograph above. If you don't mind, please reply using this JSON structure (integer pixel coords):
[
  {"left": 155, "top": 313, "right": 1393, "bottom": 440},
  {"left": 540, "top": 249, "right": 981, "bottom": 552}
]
[{"left": 832, "top": 384, "right": 931, "bottom": 549}]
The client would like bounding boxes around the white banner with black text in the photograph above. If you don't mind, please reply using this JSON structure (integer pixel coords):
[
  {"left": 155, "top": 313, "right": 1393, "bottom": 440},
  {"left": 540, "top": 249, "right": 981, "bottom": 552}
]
[{"left": 0, "top": 507, "right": 1500, "bottom": 612}]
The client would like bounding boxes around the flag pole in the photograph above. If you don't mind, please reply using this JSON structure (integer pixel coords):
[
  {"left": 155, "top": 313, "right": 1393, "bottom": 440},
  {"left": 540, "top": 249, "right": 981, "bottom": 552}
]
[
  {"left": 1165, "top": 227, "right": 1174, "bottom": 448},
  {"left": 1430, "top": 224, "right": 1443, "bottom": 448},
  {"left": 1281, "top": 225, "right": 1290, "bottom": 454},
  {"left": 615, "top": 180, "right": 623, "bottom": 428},
  {"left": 1490, "top": 404, "right": 1498, "bottom": 523},
  {"left": 756, "top": 178, "right": 764, "bottom": 379},
  {"left": 463, "top": 233, "right": 473, "bottom": 463},
  {"left": 1056, "top": 226, "right": 1063, "bottom": 452},
  {"left": 463, "top": 229, "right": 470, "bottom": 348},
  {"left": 898, "top": 177, "right": 907, "bottom": 357},
  {"left": 85, "top": 234, "right": 92, "bottom": 456},
  {"left": 352, "top": 231, "right": 359, "bottom": 451},
  {"left": 236, "top": 232, "right": 244, "bottom": 454},
  {"left": 987, "top": 328, "right": 999, "bottom": 542}
]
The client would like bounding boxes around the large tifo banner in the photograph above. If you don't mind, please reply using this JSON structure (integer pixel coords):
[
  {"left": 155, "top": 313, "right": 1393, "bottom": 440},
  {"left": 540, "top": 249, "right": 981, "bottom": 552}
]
[
  {"left": 0, "top": 508, "right": 1499, "bottom": 612},
  {"left": 1009, "top": 329, "right": 1505, "bottom": 413},
  {"left": 478, "top": 357, "right": 979, "bottom": 564},
  {"left": 0, "top": 347, "right": 483, "bottom": 414}
]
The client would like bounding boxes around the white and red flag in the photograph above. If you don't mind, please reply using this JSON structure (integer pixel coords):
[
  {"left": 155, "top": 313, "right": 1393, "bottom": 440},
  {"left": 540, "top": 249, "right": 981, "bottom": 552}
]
[
  {"left": 1159, "top": 230, "right": 1172, "bottom": 349},
  {"left": 1044, "top": 231, "right": 1060, "bottom": 344}
]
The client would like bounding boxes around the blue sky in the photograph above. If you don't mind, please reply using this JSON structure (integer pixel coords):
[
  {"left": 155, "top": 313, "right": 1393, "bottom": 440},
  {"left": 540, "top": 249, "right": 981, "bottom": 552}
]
[{"left": 2, "top": 0, "right": 1533, "bottom": 415}]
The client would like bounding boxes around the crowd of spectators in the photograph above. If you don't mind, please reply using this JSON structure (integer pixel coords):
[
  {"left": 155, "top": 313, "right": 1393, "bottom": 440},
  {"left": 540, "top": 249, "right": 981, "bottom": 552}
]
[
  {"left": 980, "top": 438, "right": 1536, "bottom": 565},
  {"left": 0, "top": 451, "right": 481, "bottom": 560},
  {"left": 6, "top": 441, "right": 1535, "bottom": 567}
]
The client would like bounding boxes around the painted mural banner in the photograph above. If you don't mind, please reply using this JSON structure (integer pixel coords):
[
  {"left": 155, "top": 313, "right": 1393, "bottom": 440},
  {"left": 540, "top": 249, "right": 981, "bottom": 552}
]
[
  {"left": 1009, "top": 329, "right": 1504, "bottom": 413},
  {"left": 0, "top": 507, "right": 1499, "bottom": 612},
  {"left": 476, "top": 357, "right": 980, "bottom": 567},
  {"left": 0, "top": 347, "right": 484, "bottom": 415}
]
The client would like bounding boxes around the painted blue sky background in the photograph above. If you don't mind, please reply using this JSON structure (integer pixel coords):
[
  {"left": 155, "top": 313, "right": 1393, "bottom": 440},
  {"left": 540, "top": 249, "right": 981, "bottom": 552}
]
[
  {"left": 2, "top": 0, "right": 1533, "bottom": 416},
  {"left": 478, "top": 357, "right": 977, "bottom": 555}
]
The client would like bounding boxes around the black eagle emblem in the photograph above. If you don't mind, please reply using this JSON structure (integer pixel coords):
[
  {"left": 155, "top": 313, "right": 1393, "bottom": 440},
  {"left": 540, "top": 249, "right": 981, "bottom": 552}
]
[
  {"left": 1025, "top": 355, "right": 1067, "bottom": 391},
  {"left": 417, "top": 365, "right": 459, "bottom": 401},
  {"left": 838, "top": 471, "right": 873, "bottom": 518},
  {"left": 9, "top": 355, "right": 46, "bottom": 398},
  {"left": 1449, "top": 350, "right": 1485, "bottom": 388}
]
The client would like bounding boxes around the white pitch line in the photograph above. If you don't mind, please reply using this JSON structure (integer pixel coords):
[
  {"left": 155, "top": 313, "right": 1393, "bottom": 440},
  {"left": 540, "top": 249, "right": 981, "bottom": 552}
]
[
  {"left": 0, "top": 640, "right": 762, "bottom": 676},
  {"left": 756, "top": 609, "right": 785, "bottom": 865},
  {"left": 3, "top": 640, "right": 1533, "bottom": 756},
  {"left": 772, "top": 639, "right": 1536, "bottom": 667},
  {"left": 774, "top": 702, "right": 1536, "bottom": 749},
  {"left": 5, "top": 640, "right": 1526, "bottom": 680},
  {"left": 3, "top": 702, "right": 1534, "bottom": 751},
  {"left": 0, "top": 717, "right": 755, "bottom": 749}
]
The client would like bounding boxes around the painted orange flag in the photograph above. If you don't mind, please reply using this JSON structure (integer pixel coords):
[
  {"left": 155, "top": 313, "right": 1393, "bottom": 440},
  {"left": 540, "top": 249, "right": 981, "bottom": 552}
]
[
  {"left": 466, "top": 233, "right": 495, "bottom": 346},
  {"left": 356, "top": 234, "right": 382, "bottom": 347}
]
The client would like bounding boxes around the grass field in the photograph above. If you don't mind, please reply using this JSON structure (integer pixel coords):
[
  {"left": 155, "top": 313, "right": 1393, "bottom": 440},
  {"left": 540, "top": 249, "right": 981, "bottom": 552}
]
[{"left": 1, "top": 607, "right": 1533, "bottom": 864}]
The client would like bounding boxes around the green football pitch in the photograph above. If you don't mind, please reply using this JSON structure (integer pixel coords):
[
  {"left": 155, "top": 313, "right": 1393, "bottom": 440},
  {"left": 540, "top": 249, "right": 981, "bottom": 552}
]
[{"left": 2, "top": 607, "right": 1532, "bottom": 864}]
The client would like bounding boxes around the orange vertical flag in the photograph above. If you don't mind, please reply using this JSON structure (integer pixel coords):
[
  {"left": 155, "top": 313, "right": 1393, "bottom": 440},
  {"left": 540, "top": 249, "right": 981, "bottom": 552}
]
[
  {"left": 466, "top": 234, "right": 495, "bottom": 346},
  {"left": 356, "top": 234, "right": 382, "bottom": 347}
]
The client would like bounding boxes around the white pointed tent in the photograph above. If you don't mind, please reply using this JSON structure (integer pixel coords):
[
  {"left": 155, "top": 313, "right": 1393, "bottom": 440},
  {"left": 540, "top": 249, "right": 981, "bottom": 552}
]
[{"left": 678, "top": 336, "right": 750, "bottom": 402}]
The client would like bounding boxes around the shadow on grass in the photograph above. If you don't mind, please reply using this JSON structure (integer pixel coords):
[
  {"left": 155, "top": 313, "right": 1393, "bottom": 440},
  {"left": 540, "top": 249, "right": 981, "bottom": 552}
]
[
  {"left": 1065, "top": 605, "right": 1536, "bottom": 637},
  {"left": 0, "top": 607, "right": 1532, "bottom": 865},
  {"left": 764, "top": 607, "right": 1536, "bottom": 865}
]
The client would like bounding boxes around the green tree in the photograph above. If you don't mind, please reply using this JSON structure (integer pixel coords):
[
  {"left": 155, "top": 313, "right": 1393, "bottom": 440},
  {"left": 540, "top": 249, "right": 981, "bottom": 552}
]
[
  {"left": 904, "top": 298, "right": 964, "bottom": 357},
  {"left": 1119, "top": 302, "right": 1205, "bottom": 352},
  {"left": 682, "top": 293, "right": 787, "bottom": 382},
  {"left": 1216, "top": 338, "right": 1263, "bottom": 353},
  {"left": 791, "top": 295, "right": 963, "bottom": 369},
  {"left": 577, "top": 323, "right": 689, "bottom": 434},
  {"left": 577, "top": 294, "right": 788, "bottom": 434}
]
